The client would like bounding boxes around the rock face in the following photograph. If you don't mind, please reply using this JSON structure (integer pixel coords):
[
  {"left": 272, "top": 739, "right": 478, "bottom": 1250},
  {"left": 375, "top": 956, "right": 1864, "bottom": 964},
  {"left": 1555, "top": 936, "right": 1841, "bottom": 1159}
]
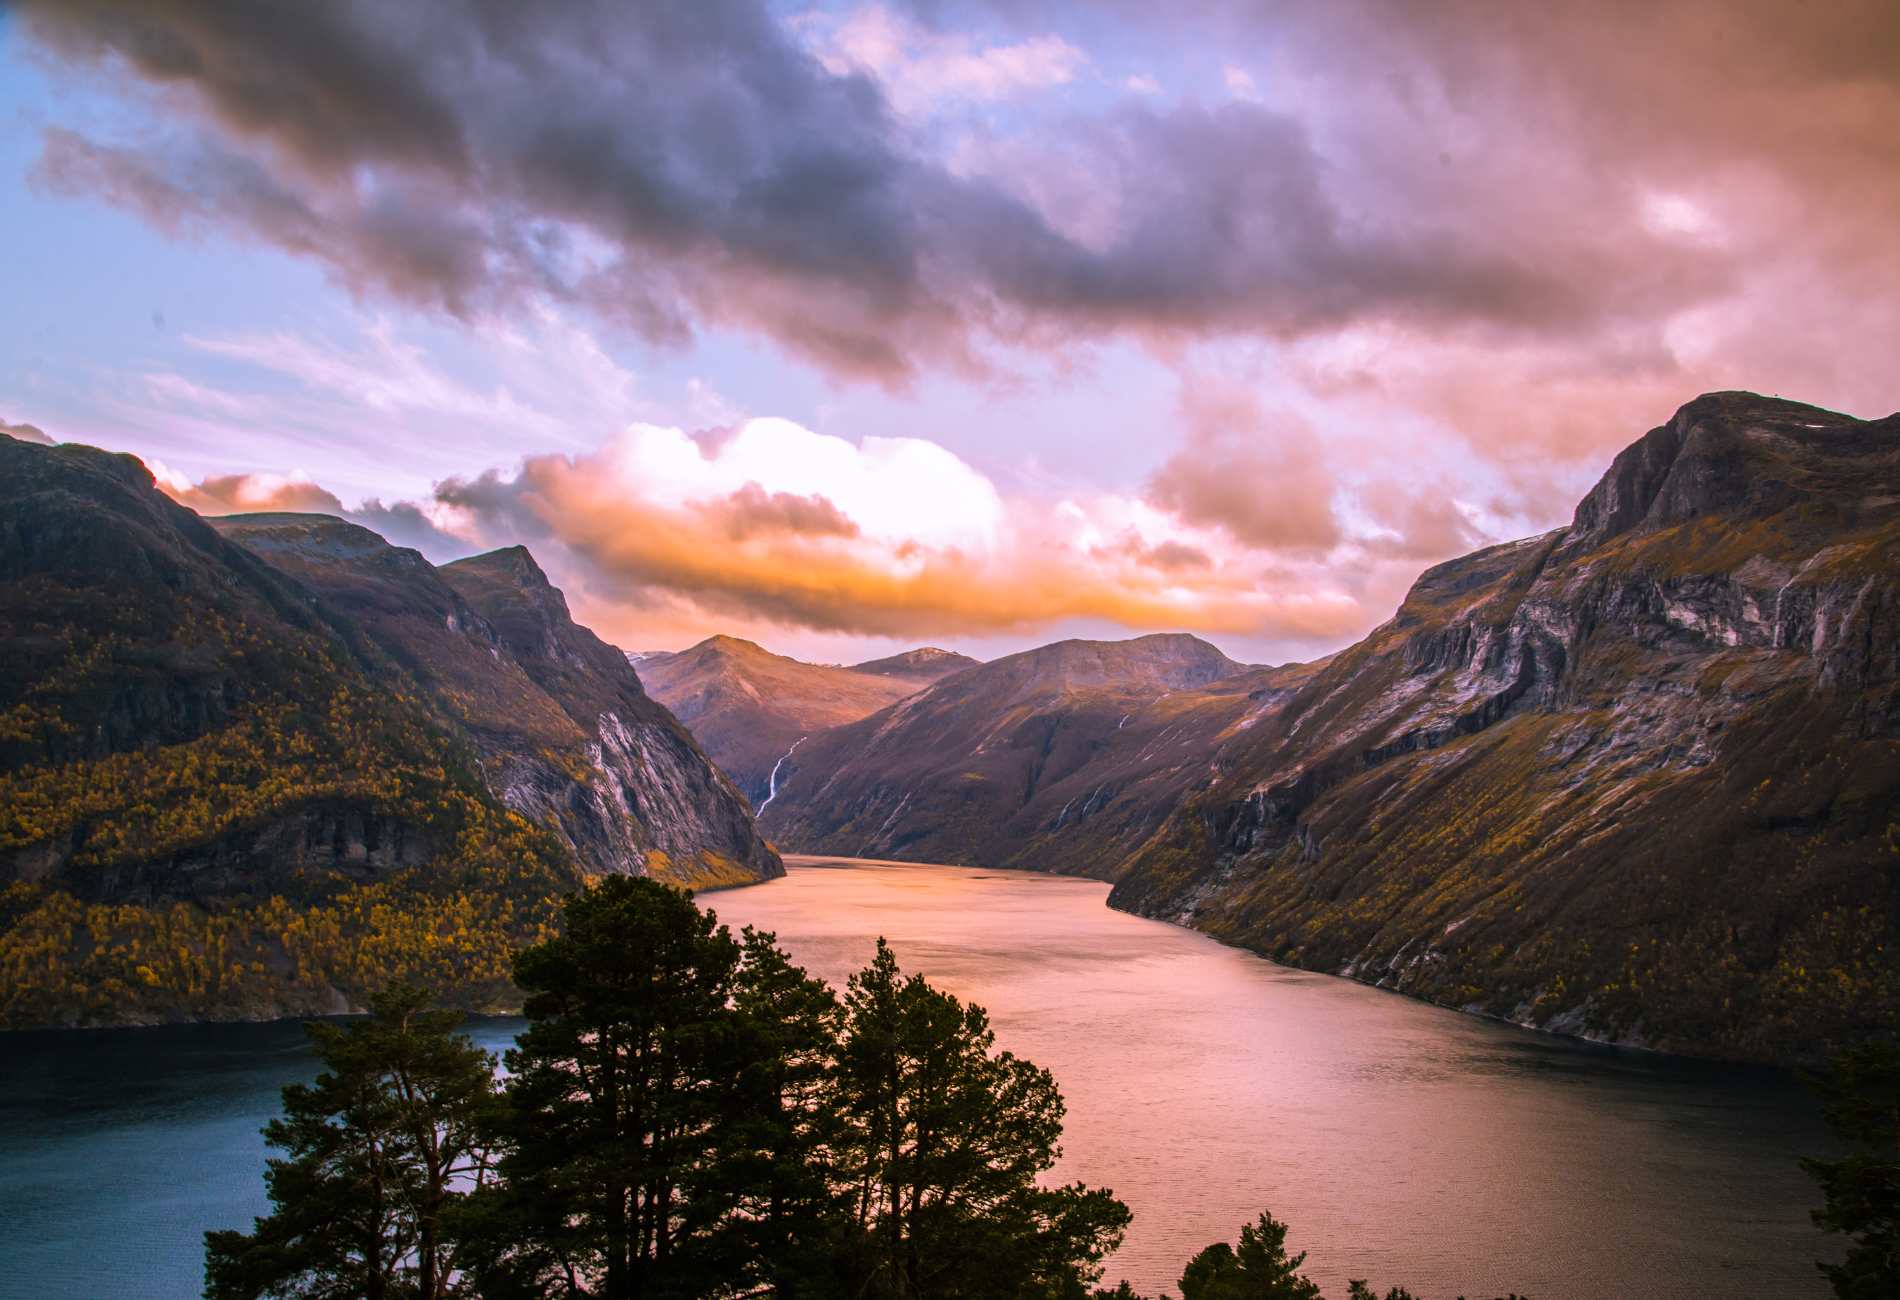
[
  {"left": 0, "top": 439, "right": 777, "bottom": 1026},
  {"left": 1108, "top": 393, "right": 1900, "bottom": 1064},
  {"left": 758, "top": 633, "right": 1303, "bottom": 872},
  {"left": 208, "top": 518, "right": 779, "bottom": 889},
  {"left": 635, "top": 635, "right": 968, "bottom": 806}
]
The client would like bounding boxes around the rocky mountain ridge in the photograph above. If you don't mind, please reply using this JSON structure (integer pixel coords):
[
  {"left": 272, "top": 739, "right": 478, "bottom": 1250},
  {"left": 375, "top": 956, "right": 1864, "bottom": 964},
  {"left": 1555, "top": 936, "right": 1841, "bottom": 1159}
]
[
  {"left": 1109, "top": 393, "right": 1900, "bottom": 1063},
  {"left": 0, "top": 439, "right": 776, "bottom": 1027},
  {"left": 210, "top": 517, "right": 776, "bottom": 889}
]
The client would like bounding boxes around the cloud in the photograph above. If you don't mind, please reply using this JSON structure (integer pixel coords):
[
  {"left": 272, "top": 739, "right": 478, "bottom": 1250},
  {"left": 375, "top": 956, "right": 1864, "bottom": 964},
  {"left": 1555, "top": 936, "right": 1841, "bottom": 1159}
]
[
  {"left": 1354, "top": 481, "right": 1486, "bottom": 560},
  {"left": 150, "top": 464, "right": 346, "bottom": 516},
  {"left": 11, "top": 0, "right": 1763, "bottom": 387},
  {"left": 1098, "top": 535, "right": 1214, "bottom": 572},
  {"left": 2, "top": 420, "right": 55, "bottom": 445},
  {"left": 17, "top": 0, "right": 1898, "bottom": 666},
  {"left": 303, "top": 415, "right": 1366, "bottom": 645},
  {"left": 1147, "top": 379, "right": 1342, "bottom": 554},
  {"left": 151, "top": 457, "right": 475, "bottom": 558},
  {"left": 182, "top": 321, "right": 569, "bottom": 437},
  {"left": 808, "top": 6, "right": 1086, "bottom": 114},
  {"left": 348, "top": 498, "right": 468, "bottom": 555},
  {"left": 703, "top": 483, "right": 862, "bottom": 542}
]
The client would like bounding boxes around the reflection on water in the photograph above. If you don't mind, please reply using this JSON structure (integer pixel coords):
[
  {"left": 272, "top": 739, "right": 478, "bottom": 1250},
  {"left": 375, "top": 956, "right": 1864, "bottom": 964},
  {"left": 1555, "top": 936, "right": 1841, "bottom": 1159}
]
[
  {"left": 717, "top": 859, "right": 1834, "bottom": 1299},
  {"left": 0, "top": 857, "right": 1836, "bottom": 1299}
]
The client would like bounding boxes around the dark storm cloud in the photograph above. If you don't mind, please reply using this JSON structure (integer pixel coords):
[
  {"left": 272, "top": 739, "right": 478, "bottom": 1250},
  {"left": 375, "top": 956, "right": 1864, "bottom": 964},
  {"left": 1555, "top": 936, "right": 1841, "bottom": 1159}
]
[
  {"left": 348, "top": 499, "right": 466, "bottom": 558},
  {"left": 10, "top": 0, "right": 1749, "bottom": 385}
]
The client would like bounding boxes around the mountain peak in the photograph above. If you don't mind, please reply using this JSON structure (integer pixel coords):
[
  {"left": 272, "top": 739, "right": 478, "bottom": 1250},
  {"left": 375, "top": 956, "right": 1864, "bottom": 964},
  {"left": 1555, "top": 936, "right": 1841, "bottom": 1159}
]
[
  {"left": 444, "top": 544, "right": 551, "bottom": 589},
  {"left": 1568, "top": 390, "right": 1881, "bottom": 549},
  {"left": 937, "top": 632, "right": 1245, "bottom": 699},
  {"left": 851, "top": 646, "right": 980, "bottom": 680},
  {"left": 694, "top": 634, "right": 772, "bottom": 658}
]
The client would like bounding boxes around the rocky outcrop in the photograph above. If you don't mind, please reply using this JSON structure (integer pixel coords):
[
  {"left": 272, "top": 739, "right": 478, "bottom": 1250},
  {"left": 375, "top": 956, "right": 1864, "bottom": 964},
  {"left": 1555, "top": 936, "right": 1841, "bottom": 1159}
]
[
  {"left": 439, "top": 549, "right": 779, "bottom": 887},
  {"left": 201, "top": 519, "right": 782, "bottom": 890}
]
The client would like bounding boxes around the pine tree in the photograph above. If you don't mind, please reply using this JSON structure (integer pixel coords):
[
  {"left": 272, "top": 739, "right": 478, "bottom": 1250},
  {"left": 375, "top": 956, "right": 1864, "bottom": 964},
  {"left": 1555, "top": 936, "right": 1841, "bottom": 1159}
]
[
  {"left": 203, "top": 986, "right": 499, "bottom": 1300},
  {"left": 1346, "top": 1282, "right": 1420, "bottom": 1300},
  {"left": 1804, "top": 1042, "right": 1900, "bottom": 1299},
  {"left": 716, "top": 926, "right": 852, "bottom": 1295},
  {"left": 1177, "top": 1212, "right": 1321, "bottom": 1300},
  {"left": 454, "top": 876, "right": 748, "bottom": 1299},
  {"left": 835, "top": 937, "right": 1130, "bottom": 1298}
]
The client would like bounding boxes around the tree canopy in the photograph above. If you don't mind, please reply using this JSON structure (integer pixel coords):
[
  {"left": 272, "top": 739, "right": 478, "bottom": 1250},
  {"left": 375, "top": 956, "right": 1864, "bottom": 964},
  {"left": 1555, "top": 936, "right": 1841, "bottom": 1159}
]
[
  {"left": 1804, "top": 1042, "right": 1900, "bottom": 1299},
  {"left": 209, "top": 876, "right": 1542, "bottom": 1300}
]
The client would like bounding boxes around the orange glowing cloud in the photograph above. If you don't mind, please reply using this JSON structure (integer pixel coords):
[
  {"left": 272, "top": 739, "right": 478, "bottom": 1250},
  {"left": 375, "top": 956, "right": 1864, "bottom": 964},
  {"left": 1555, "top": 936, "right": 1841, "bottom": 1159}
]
[
  {"left": 150, "top": 463, "right": 347, "bottom": 516},
  {"left": 143, "top": 411, "right": 1487, "bottom": 658},
  {"left": 420, "top": 419, "right": 1368, "bottom": 645}
]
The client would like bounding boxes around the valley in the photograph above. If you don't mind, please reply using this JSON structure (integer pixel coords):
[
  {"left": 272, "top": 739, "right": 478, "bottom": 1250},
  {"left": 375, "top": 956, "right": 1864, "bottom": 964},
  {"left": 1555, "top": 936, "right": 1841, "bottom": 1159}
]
[
  {"left": 5, "top": 391, "right": 1896, "bottom": 1068},
  {"left": 744, "top": 393, "right": 1900, "bottom": 1066}
]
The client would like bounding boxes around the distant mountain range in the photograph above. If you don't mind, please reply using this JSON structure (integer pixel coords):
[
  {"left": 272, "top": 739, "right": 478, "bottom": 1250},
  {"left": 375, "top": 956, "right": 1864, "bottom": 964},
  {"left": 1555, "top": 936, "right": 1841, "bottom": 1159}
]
[
  {"left": 749, "top": 393, "right": 1900, "bottom": 1064},
  {"left": 0, "top": 437, "right": 776, "bottom": 1027},
  {"left": 634, "top": 635, "right": 976, "bottom": 806},
  {"left": 758, "top": 632, "right": 1305, "bottom": 871}
]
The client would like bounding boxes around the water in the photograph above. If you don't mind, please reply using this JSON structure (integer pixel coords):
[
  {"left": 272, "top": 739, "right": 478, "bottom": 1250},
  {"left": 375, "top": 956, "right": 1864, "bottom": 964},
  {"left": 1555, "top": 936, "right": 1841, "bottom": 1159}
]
[{"left": 0, "top": 857, "right": 1837, "bottom": 1299}]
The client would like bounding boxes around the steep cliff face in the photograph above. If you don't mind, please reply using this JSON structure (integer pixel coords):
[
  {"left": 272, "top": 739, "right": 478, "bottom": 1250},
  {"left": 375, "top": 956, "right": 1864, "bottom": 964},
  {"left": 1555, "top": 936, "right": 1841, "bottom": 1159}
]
[
  {"left": 0, "top": 441, "right": 776, "bottom": 1028},
  {"left": 758, "top": 633, "right": 1307, "bottom": 873},
  {"left": 1110, "top": 393, "right": 1900, "bottom": 1064},
  {"left": 206, "top": 518, "right": 780, "bottom": 890},
  {"left": 438, "top": 549, "right": 778, "bottom": 888}
]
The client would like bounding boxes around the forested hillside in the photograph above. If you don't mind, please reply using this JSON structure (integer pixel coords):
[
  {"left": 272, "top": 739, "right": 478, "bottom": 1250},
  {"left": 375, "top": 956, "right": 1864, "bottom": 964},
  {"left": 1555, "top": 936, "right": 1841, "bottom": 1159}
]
[{"left": 0, "top": 437, "right": 777, "bottom": 1027}]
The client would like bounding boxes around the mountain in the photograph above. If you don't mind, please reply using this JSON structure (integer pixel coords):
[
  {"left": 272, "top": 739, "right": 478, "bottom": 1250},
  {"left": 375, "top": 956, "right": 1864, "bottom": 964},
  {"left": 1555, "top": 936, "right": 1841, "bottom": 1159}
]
[
  {"left": 1111, "top": 393, "right": 1900, "bottom": 1064},
  {"left": 756, "top": 633, "right": 1290, "bottom": 871},
  {"left": 635, "top": 635, "right": 971, "bottom": 806},
  {"left": 764, "top": 393, "right": 1900, "bottom": 1065},
  {"left": 209, "top": 517, "right": 775, "bottom": 890},
  {"left": 0, "top": 440, "right": 777, "bottom": 1028},
  {"left": 850, "top": 647, "right": 979, "bottom": 680}
]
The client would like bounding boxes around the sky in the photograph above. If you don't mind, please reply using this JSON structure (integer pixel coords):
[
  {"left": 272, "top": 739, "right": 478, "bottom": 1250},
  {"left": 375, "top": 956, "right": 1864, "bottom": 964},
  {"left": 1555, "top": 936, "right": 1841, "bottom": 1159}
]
[{"left": 2, "top": 1, "right": 1896, "bottom": 665}]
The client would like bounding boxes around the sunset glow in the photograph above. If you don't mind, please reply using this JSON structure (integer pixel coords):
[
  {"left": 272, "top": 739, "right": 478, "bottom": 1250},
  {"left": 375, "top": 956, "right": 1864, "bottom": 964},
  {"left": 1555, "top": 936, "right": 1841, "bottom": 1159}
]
[{"left": 3, "top": 1, "right": 1897, "bottom": 664}]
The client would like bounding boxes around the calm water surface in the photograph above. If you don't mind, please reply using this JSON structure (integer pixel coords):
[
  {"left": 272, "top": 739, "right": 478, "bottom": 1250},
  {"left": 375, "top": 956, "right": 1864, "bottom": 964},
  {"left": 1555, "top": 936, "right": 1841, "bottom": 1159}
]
[{"left": 1, "top": 857, "right": 1835, "bottom": 1299}]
